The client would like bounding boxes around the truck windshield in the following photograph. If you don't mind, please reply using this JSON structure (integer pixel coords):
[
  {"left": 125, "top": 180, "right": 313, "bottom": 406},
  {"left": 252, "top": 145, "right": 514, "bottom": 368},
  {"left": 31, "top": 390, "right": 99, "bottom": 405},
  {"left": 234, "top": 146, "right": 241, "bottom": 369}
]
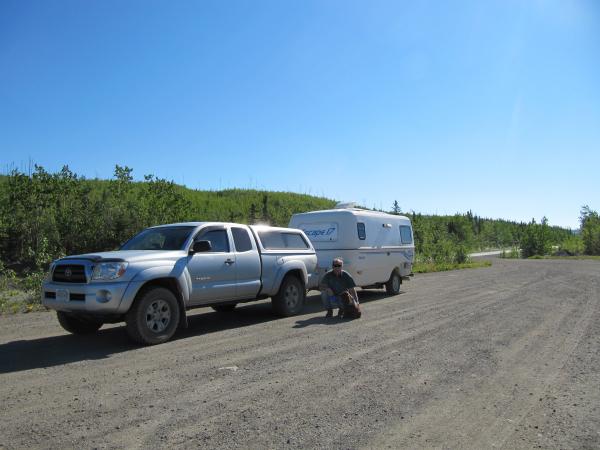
[{"left": 120, "top": 226, "right": 196, "bottom": 251}]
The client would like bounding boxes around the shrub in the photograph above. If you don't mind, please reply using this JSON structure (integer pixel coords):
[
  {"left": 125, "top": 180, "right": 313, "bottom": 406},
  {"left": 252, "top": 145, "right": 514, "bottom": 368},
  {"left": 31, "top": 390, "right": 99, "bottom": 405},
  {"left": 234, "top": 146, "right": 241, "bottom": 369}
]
[
  {"left": 580, "top": 206, "right": 600, "bottom": 255},
  {"left": 558, "top": 235, "right": 584, "bottom": 256},
  {"left": 520, "top": 217, "right": 552, "bottom": 258}
]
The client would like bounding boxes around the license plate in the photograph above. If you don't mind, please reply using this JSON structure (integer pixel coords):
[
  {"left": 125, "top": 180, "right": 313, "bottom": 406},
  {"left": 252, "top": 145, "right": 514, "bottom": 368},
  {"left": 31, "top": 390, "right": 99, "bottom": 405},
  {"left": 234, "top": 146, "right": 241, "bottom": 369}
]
[{"left": 56, "top": 289, "right": 69, "bottom": 301}]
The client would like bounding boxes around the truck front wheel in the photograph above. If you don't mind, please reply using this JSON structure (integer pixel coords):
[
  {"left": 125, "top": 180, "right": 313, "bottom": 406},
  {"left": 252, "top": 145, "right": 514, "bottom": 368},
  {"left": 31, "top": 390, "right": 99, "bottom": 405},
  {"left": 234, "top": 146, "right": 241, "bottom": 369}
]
[
  {"left": 57, "top": 311, "right": 103, "bottom": 334},
  {"left": 126, "top": 287, "right": 180, "bottom": 345},
  {"left": 272, "top": 275, "right": 305, "bottom": 317}
]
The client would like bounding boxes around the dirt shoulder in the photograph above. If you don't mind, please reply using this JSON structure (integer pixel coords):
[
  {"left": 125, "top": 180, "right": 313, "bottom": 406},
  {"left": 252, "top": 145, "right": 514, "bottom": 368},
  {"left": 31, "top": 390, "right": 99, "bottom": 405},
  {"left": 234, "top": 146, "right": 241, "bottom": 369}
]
[{"left": 1, "top": 258, "right": 599, "bottom": 449}]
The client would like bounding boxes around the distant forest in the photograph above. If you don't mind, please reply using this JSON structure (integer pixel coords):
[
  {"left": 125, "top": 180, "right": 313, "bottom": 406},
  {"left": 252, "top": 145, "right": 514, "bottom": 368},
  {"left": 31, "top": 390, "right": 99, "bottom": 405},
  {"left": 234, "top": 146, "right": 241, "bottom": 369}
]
[{"left": 0, "top": 164, "right": 588, "bottom": 275}]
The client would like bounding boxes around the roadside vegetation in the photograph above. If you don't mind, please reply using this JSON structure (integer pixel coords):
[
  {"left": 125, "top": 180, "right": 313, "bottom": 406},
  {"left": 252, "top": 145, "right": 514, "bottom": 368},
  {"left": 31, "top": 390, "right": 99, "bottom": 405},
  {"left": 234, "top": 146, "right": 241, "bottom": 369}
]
[
  {"left": 0, "top": 260, "right": 46, "bottom": 313},
  {"left": 1, "top": 165, "right": 597, "bottom": 313},
  {"left": 512, "top": 206, "right": 600, "bottom": 261},
  {"left": 413, "top": 260, "right": 492, "bottom": 273}
]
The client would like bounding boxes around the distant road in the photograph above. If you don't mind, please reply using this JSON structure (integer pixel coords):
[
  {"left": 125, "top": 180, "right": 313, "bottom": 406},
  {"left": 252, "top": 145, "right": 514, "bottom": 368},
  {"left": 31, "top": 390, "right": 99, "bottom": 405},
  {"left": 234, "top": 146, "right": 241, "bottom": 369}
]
[{"left": 469, "top": 249, "right": 512, "bottom": 257}]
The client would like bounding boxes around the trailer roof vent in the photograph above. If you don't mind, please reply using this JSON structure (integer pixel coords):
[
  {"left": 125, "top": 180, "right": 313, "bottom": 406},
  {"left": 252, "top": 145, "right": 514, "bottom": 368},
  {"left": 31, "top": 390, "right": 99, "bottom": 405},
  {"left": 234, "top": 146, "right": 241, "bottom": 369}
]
[{"left": 335, "top": 201, "right": 358, "bottom": 209}]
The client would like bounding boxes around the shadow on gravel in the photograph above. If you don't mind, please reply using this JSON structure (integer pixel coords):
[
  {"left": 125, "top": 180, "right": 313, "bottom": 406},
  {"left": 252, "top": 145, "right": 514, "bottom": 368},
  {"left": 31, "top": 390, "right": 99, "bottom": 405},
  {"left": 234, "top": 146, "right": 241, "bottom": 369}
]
[
  {"left": 177, "top": 292, "right": 327, "bottom": 339},
  {"left": 293, "top": 289, "right": 397, "bottom": 328},
  {"left": 0, "top": 290, "right": 398, "bottom": 374},
  {"left": 0, "top": 327, "right": 137, "bottom": 374},
  {"left": 0, "top": 294, "right": 319, "bottom": 374}
]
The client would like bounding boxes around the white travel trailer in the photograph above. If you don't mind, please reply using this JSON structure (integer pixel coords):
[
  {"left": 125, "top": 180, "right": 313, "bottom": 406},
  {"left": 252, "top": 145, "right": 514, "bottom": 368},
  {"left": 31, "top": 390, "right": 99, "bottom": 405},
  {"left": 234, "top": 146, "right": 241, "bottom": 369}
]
[{"left": 289, "top": 204, "right": 414, "bottom": 294}]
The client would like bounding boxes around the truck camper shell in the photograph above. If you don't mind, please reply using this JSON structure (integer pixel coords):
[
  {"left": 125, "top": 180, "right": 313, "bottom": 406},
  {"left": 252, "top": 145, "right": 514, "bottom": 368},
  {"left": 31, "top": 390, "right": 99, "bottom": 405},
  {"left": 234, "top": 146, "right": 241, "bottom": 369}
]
[{"left": 289, "top": 205, "right": 414, "bottom": 292}]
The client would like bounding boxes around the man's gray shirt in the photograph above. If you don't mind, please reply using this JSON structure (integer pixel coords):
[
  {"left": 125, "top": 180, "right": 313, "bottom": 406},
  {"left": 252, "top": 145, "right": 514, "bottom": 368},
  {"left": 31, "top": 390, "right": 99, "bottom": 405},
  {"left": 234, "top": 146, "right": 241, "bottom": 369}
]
[{"left": 320, "top": 270, "right": 356, "bottom": 295}]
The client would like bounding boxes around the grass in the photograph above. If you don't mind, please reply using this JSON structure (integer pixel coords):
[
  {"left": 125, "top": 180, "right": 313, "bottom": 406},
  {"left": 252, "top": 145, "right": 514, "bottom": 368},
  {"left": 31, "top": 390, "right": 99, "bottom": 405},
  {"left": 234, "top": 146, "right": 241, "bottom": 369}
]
[
  {"left": 413, "top": 260, "right": 492, "bottom": 273},
  {"left": 0, "top": 272, "right": 47, "bottom": 315},
  {"left": 499, "top": 248, "right": 521, "bottom": 259},
  {"left": 0, "top": 289, "right": 45, "bottom": 314}
]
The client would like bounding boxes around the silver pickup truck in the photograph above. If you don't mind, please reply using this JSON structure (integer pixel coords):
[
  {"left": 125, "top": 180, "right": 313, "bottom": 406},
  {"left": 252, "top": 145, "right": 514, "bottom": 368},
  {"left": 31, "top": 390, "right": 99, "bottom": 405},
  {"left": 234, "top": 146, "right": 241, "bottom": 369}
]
[{"left": 42, "top": 222, "right": 318, "bottom": 344}]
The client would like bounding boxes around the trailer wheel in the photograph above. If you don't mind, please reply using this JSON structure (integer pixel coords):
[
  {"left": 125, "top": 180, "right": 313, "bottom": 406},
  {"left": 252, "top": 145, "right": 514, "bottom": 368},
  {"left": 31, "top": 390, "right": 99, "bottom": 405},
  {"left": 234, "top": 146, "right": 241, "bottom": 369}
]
[
  {"left": 126, "top": 287, "right": 180, "bottom": 345},
  {"left": 385, "top": 271, "right": 402, "bottom": 295},
  {"left": 57, "top": 311, "right": 103, "bottom": 334},
  {"left": 212, "top": 304, "right": 237, "bottom": 313},
  {"left": 272, "top": 275, "right": 305, "bottom": 316}
]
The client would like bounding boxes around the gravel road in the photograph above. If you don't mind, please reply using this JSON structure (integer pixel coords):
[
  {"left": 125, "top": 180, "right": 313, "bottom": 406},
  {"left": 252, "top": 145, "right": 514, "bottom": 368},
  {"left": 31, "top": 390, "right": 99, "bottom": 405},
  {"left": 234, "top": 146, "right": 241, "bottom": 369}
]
[{"left": 1, "top": 258, "right": 599, "bottom": 449}]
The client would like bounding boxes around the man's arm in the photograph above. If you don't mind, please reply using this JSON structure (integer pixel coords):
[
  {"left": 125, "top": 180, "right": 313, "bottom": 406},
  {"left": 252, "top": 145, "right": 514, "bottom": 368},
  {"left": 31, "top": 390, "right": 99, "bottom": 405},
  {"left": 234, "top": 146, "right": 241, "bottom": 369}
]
[
  {"left": 319, "top": 273, "right": 334, "bottom": 296},
  {"left": 341, "top": 272, "right": 358, "bottom": 302}
]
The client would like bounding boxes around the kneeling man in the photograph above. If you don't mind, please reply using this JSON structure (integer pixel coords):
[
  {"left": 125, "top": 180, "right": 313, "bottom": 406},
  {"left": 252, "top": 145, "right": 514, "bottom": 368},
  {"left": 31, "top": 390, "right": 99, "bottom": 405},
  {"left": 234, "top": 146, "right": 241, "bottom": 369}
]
[{"left": 319, "top": 258, "right": 360, "bottom": 318}]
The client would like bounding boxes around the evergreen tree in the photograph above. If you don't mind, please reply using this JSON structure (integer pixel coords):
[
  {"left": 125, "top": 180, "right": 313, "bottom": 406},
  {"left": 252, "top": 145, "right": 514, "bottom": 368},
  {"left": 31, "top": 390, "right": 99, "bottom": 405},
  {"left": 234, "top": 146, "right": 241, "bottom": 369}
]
[
  {"left": 249, "top": 203, "right": 257, "bottom": 224},
  {"left": 520, "top": 217, "right": 551, "bottom": 257},
  {"left": 261, "top": 194, "right": 270, "bottom": 223},
  {"left": 580, "top": 205, "right": 600, "bottom": 255}
]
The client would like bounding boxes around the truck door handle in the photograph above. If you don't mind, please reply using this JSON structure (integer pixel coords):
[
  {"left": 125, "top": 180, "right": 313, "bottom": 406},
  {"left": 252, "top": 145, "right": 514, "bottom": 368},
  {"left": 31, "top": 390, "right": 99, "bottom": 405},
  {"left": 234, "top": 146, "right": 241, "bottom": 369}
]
[{"left": 225, "top": 259, "right": 235, "bottom": 265}]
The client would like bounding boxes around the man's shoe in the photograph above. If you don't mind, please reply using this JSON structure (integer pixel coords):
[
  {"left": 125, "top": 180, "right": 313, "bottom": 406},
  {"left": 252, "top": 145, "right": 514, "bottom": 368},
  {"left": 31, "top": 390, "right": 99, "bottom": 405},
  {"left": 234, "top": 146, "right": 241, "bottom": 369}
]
[
  {"left": 325, "top": 309, "right": 333, "bottom": 318},
  {"left": 337, "top": 309, "right": 344, "bottom": 318}
]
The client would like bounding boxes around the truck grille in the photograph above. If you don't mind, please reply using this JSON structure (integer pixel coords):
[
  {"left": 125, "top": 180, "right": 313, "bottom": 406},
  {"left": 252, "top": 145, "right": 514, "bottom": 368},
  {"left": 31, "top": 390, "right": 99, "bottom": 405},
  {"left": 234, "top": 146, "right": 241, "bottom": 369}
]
[{"left": 53, "top": 265, "right": 87, "bottom": 283}]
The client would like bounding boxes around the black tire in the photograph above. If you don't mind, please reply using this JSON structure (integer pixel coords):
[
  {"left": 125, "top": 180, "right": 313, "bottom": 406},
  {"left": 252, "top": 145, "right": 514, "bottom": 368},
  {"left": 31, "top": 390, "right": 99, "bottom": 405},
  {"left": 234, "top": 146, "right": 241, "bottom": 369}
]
[
  {"left": 272, "top": 275, "right": 305, "bottom": 317},
  {"left": 212, "top": 304, "right": 237, "bottom": 313},
  {"left": 385, "top": 270, "right": 402, "bottom": 295},
  {"left": 57, "top": 311, "right": 103, "bottom": 334},
  {"left": 125, "top": 287, "right": 180, "bottom": 345}
]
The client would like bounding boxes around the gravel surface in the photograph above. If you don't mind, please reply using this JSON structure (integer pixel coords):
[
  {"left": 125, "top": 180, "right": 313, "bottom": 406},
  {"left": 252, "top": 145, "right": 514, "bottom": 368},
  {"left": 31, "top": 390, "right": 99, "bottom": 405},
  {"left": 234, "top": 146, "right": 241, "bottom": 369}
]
[{"left": 1, "top": 258, "right": 599, "bottom": 449}]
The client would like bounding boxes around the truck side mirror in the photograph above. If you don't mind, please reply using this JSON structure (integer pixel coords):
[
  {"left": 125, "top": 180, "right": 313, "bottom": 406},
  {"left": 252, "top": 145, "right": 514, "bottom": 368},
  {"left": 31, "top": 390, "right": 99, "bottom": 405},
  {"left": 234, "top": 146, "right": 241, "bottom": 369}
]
[{"left": 190, "top": 240, "right": 212, "bottom": 254}]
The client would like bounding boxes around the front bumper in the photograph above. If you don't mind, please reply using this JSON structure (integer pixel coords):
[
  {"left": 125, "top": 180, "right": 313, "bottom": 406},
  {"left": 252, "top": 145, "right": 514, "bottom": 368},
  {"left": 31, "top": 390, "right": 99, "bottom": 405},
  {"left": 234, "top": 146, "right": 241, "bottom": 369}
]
[{"left": 41, "top": 279, "right": 145, "bottom": 314}]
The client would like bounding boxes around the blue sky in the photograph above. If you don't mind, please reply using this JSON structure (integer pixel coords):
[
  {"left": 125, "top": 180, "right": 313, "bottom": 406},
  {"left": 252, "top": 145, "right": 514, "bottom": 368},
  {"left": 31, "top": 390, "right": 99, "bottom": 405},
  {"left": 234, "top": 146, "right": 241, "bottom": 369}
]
[{"left": 1, "top": 0, "right": 598, "bottom": 229}]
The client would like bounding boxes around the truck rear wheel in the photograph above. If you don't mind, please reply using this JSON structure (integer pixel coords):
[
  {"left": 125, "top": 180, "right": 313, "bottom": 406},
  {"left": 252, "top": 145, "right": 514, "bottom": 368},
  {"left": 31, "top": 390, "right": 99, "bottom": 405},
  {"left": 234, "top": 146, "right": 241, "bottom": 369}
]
[
  {"left": 126, "top": 287, "right": 180, "bottom": 345},
  {"left": 57, "top": 311, "right": 103, "bottom": 334},
  {"left": 272, "top": 275, "right": 305, "bottom": 317},
  {"left": 385, "top": 270, "right": 402, "bottom": 295}
]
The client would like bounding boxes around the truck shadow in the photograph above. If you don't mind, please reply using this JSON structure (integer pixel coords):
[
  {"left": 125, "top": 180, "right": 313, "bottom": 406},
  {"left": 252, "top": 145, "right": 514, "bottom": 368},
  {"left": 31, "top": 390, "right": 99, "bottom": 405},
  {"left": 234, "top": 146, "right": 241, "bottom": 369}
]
[
  {"left": 0, "top": 327, "right": 137, "bottom": 374},
  {"left": 0, "top": 290, "right": 395, "bottom": 374}
]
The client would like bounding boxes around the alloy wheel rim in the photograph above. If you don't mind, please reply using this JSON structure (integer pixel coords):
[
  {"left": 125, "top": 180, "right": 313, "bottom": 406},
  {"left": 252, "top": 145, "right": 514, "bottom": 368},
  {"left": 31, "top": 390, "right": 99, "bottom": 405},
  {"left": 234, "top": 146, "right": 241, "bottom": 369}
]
[
  {"left": 285, "top": 284, "right": 299, "bottom": 308},
  {"left": 145, "top": 299, "right": 171, "bottom": 333}
]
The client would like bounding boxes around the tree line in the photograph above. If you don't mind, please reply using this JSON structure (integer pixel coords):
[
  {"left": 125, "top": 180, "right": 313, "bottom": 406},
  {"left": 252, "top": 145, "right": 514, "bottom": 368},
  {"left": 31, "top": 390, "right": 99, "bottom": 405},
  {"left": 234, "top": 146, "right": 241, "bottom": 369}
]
[
  {"left": 0, "top": 165, "right": 593, "bottom": 276},
  {"left": 0, "top": 165, "right": 334, "bottom": 272}
]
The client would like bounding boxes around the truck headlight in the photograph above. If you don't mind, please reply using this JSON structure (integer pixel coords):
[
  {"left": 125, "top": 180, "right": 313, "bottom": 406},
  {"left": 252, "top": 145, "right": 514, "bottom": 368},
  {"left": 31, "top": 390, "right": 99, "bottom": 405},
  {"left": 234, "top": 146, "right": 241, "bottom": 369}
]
[
  {"left": 92, "top": 262, "right": 128, "bottom": 281},
  {"left": 44, "top": 262, "right": 56, "bottom": 282}
]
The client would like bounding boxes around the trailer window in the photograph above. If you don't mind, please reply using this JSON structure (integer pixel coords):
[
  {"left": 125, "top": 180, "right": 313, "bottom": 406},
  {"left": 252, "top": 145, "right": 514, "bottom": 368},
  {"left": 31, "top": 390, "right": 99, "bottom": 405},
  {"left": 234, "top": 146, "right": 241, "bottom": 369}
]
[
  {"left": 232, "top": 227, "right": 253, "bottom": 252},
  {"left": 259, "top": 231, "right": 310, "bottom": 250},
  {"left": 400, "top": 225, "right": 413, "bottom": 244},
  {"left": 357, "top": 222, "right": 366, "bottom": 240}
]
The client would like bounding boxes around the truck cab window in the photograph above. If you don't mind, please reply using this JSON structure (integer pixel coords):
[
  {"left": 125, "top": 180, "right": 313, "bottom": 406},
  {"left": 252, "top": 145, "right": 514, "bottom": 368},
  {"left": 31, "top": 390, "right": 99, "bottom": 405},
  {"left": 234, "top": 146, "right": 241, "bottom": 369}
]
[
  {"left": 196, "top": 229, "right": 230, "bottom": 252},
  {"left": 232, "top": 227, "right": 253, "bottom": 252}
]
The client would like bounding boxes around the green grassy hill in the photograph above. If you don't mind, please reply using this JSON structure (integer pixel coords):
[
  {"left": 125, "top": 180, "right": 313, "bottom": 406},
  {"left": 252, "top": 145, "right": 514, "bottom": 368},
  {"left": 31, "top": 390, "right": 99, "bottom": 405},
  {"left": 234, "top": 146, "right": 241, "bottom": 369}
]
[{"left": 0, "top": 165, "right": 572, "bottom": 272}]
